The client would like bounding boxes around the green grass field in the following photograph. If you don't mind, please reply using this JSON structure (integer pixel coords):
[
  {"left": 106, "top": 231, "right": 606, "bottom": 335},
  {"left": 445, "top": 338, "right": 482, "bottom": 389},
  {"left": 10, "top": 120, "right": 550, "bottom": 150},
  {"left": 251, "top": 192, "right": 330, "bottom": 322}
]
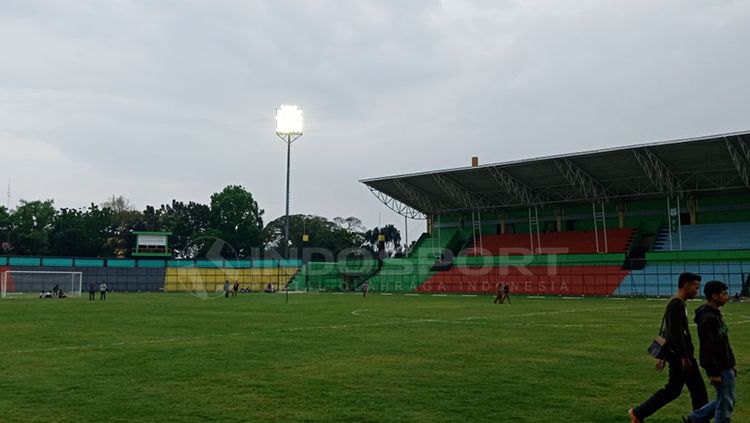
[{"left": 1, "top": 293, "right": 748, "bottom": 422}]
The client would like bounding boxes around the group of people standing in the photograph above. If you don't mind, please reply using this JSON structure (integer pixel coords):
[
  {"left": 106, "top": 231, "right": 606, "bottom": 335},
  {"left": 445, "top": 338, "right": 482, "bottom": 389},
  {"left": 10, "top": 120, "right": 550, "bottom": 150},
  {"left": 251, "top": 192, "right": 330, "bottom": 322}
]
[
  {"left": 87, "top": 281, "right": 108, "bottom": 300},
  {"left": 629, "top": 272, "right": 736, "bottom": 423}
]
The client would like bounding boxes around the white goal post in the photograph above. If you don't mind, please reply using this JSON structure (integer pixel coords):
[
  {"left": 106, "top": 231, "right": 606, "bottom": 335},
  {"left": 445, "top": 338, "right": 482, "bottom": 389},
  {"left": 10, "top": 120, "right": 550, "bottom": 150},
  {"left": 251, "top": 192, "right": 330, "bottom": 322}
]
[{"left": 1, "top": 271, "right": 83, "bottom": 298}]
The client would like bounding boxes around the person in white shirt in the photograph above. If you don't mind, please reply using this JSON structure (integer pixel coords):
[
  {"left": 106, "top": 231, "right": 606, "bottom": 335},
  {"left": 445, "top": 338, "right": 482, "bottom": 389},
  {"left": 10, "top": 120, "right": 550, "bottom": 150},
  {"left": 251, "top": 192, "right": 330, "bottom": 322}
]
[{"left": 100, "top": 281, "right": 108, "bottom": 300}]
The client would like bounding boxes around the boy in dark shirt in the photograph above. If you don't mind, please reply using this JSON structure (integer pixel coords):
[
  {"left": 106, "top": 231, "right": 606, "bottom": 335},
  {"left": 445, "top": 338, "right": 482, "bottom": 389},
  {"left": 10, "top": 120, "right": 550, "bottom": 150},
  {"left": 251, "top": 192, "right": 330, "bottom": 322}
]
[
  {"left": 685, "top": 280, "right": 736, "bottom": 423},
  {"left": 629, "top": 272, "right": 708, "bottom": 422}
]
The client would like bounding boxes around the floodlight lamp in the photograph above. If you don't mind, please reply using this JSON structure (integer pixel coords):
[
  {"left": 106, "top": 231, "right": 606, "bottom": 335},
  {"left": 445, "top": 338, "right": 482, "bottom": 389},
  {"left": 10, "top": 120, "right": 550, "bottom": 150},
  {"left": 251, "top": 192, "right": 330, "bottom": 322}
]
[{"left": 275, "top": 105, "right": 304, "bottom": 136}]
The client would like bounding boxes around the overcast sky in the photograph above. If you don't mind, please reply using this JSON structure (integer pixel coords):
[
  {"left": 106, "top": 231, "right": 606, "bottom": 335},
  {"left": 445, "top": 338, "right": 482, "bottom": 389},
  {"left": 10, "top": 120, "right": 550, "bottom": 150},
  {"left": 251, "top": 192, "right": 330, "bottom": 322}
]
[{"left": 1, "top": 0, "right": 749, "bottom": 241}]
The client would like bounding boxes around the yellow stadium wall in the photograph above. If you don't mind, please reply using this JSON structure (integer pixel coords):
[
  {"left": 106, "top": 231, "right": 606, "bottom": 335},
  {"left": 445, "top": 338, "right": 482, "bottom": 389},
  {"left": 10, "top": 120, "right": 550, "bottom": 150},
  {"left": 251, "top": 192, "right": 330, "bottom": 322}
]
[{"left": 164, "top": 267, "right": 299, "bottom": 292}]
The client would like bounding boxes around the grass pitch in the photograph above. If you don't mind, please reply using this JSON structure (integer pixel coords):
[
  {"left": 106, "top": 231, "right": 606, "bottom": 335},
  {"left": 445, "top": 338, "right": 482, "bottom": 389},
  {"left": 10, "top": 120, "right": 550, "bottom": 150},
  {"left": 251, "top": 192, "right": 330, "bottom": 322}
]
[{"left": 1, "top": 293, "right": 748, "bottom": 422}]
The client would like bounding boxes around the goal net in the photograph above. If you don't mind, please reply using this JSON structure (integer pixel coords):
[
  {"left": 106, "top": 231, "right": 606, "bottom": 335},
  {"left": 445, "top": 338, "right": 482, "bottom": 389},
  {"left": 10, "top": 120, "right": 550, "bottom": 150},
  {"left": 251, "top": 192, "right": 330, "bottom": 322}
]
[{"left": 1, "top": 271, "right": 83, "bottom": 298}]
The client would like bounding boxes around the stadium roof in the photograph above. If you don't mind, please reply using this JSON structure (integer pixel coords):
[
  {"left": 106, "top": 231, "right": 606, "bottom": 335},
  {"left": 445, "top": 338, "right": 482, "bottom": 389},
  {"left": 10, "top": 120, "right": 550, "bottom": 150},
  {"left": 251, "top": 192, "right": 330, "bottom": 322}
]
[{"left": 361, "top": 130, "right": 750, "bottom": 219}]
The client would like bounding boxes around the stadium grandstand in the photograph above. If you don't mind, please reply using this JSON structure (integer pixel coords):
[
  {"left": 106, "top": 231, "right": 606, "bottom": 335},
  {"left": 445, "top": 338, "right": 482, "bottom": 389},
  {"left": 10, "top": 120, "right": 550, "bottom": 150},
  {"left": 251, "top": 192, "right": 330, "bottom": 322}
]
[
  {"left": 2, "top": 131, "right": 750, "bottom": 298},
  {"left": 293, "top": 130, "right": 750, "bottom": 297}
]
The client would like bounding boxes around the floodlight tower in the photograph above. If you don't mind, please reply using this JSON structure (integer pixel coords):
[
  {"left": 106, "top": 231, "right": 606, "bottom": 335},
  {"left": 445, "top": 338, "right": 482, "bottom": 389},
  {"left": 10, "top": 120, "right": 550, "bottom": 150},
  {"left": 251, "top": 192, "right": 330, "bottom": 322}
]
[{"left": 275, "top": 105, "right": 304, "bottom": 259}]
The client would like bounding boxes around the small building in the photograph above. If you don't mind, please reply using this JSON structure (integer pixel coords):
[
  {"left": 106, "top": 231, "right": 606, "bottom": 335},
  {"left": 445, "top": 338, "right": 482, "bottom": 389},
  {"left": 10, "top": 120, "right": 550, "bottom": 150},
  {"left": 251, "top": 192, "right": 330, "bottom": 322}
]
[{"left": 132, "top": 231, "right": 172, "bottom": 257}]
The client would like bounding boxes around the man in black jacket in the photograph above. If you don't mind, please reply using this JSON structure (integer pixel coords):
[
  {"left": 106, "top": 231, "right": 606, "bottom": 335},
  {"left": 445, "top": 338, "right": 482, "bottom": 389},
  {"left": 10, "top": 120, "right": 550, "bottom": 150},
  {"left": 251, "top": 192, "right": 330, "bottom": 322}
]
[
  {"left": 629, "top": 272, "right": 708, "bottom": 422},
  {"left": 684, "top": 280, "right": 736, "bottom": 423}
]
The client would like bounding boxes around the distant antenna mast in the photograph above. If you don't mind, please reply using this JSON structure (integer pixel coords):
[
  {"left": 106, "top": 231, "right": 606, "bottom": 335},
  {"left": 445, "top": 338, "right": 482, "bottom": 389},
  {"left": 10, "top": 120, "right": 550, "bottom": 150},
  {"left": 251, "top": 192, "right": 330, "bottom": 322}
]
[{"left": 6, "top": 177, "right": 10, "bottom": 209}]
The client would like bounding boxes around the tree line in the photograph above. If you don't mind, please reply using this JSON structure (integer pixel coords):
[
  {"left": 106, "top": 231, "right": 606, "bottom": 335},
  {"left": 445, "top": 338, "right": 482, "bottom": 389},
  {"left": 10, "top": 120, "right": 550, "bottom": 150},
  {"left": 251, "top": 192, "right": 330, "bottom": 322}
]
[{"left": 0, "top": 185, "right": 403, "bottom": 259}]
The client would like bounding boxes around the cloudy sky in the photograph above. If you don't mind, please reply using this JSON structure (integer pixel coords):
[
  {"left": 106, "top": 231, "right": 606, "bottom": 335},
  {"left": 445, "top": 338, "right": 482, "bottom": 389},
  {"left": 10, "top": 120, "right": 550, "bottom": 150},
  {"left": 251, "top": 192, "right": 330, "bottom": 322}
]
[{"left": 1, "top": 0, "right": 749, "bottom": 240}]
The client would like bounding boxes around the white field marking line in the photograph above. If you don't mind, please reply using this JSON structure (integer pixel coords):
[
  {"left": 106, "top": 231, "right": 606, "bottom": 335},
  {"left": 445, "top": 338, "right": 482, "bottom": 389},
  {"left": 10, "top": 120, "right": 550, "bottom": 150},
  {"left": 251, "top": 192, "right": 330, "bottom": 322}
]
[
  {"left": 380, "top": 293, "right": 393, "bottom": 296},
  {"left": 647, "top": 298, "right": 668, "bottom": 301},
  {"left": 562, "top": 297, "right": 584, "bottom": 300},
  {"left": 404, "top": 294, "right": 420, "bottom": 296},
  {"left": 527, "top": 296, "right": 546, "bottom": 299},
  {"left": 725, "top": 312, "right": 750, "bottom": 319},
  {"left": 351, "top": 309, "right": 369, "bottom": 317},
  {"left": 432, "top": 294, "right": 448, "bottom": 297},
  {"left": 451, "top": 305, "right": 665, "bottom": 322},
  {"left": 460, "top": 295, "right": 478, "bottom": 297},
  {"left": 350, "top": 304, "right": 665, "bottom": 325}
]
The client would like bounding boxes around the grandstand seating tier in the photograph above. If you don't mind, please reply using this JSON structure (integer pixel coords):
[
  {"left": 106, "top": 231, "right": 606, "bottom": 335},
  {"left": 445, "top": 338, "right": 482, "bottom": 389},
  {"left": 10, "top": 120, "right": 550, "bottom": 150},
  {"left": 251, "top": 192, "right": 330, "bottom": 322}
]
[
  {"left": 653, "top": 222, "right": 750, "bottom": 252},
  {"left": 468, "top": 228, "right": 636, "bottom": 255},
  {"left": 367, "top": 258, "right": 435, "bottom": 292}
]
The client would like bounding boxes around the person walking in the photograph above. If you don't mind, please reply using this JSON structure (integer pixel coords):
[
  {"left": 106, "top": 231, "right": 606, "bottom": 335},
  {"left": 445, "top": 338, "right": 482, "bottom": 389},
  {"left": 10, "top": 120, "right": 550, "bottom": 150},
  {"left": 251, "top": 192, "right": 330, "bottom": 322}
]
[
  {"left": 501, "top": 283, "right": 511, "bottom": 304},
  {"left": 494, "top": 282, "right": 504, "bottom": 304},
  {"left": 99, "top": 281, "right": 107, "bottom": 301},
  {"left": 88, "top": 281, "right": 96, "bottom": 301},
  {"left": 629, "top": 272, "right": 708, "bottom": 422},
  {"left": 684, "top": 280, "right": 736, "bottom": 423},
  {"left": 232, "top": 281, "right": 239, "bottom": 298},
  {"left": 223, "top": 280, "right": 230, "bottom": 298}
]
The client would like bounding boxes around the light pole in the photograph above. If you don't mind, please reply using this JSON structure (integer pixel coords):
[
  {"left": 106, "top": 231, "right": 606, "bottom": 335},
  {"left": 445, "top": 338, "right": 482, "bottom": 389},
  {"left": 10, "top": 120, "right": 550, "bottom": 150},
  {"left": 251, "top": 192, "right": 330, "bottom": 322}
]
[{"left": 275, "top": 105, "right": 304, "bottom": 259}]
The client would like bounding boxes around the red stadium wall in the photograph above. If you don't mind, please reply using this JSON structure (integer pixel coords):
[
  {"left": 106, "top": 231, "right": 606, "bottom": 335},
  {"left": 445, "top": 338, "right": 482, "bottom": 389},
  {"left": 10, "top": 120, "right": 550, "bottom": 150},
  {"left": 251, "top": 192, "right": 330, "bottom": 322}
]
[
  {"left": 0, "top": 266, "right": 13, "bottom": 293},
  {"left": 417, "top": 266, "right": 631, "bottom": 296}
]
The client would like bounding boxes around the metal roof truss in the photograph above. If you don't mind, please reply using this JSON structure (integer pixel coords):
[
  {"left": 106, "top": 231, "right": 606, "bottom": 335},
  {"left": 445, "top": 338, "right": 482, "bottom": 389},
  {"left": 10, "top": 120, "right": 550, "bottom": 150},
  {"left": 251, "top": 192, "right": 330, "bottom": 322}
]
[
  {"left": 554, "top": 158, "right": 610, "bottom": 201},
  {"left": 633, "top": 147, "right": 684, "bottom": 195}
]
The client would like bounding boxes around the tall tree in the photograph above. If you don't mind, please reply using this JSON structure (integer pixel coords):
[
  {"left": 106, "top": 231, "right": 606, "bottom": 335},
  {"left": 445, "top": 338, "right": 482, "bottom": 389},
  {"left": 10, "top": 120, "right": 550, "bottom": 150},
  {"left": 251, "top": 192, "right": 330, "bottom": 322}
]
[
  {"left": 100, "top": 195, "right": 141, "bottom": 257},
  {"left": 9, "top": 200, "right": 56, "bottom": 255},
  {"left": 333, "top": 216, "right": 365, "bottom": 232},
  {"left": 264, "top": 214, "right": 366, "bottom": 259},
  {"left": 364, "top": 224, "right": 402, "bottom": 257},
  {"left": 137, "top": 205, "right": 162, "bottom": 232},
  {"left": 50, "top": 205, "right": 113, "bottom": 257},
  {"left": 158, "top": 200, "right": 212, "bottom": 258},
  {"left": 209, "top": 185, "right": 264, "bottom": 257}
]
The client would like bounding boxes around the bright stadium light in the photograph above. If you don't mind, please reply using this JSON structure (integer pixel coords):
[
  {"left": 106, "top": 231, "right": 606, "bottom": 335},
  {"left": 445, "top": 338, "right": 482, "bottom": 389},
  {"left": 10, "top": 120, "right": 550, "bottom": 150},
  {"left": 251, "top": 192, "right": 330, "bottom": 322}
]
[
  {"left": 275, "top": 105, "right": 304, "bottom": 136},
  {"left": 275, "top": 105, "right": 304, "bottom": 259}
]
